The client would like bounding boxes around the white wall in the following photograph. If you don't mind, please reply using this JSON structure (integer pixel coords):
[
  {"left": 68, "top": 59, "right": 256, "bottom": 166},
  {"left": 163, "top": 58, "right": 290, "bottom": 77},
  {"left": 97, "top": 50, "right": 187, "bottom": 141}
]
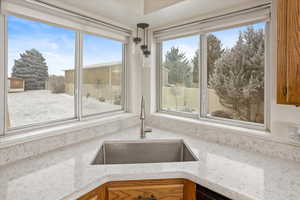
[{"left": 144, "top": 0, "right": 300, "bottom": 140}]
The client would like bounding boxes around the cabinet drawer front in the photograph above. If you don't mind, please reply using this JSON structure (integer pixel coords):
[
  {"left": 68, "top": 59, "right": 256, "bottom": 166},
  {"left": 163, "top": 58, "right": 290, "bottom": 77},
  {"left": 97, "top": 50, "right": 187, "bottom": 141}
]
[{"left": 108, "top": 184, "right": 184, "bottom": 200}]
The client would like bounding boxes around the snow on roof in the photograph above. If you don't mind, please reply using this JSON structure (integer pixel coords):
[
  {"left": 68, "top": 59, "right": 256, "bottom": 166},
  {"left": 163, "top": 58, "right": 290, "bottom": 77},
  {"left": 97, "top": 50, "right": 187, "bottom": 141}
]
[{"left": 64, "top": 61, "right": 122, "bottom": 71}]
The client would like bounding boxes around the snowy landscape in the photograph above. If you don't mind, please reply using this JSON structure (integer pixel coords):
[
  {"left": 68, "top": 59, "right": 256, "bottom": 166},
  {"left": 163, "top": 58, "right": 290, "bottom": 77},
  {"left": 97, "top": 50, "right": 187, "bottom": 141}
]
[{"left": 8, "top": 90, "right": 121, "bottom": 127}]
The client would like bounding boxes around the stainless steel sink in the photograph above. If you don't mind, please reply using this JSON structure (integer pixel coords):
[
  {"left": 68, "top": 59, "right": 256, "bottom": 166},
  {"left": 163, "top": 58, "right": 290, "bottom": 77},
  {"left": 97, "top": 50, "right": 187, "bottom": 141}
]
[{"left": 92, "top": 139, "right": 198, "bottom": 165}]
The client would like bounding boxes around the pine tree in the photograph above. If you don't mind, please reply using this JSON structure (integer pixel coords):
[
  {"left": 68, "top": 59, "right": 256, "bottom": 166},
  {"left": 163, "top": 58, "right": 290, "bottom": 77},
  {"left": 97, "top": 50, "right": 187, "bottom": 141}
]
[
  {"left": 210, "top": 26, "right": 265, "bottom": 123},
  {"left": 192, "top": 49, "right": 199, "bottom": 85},
  {"left": 163, "top": 47, "right": 192, "bottom": 87},
  {"left": 207, "top": 34, "right": 224, "bottom": 86},
  {"left": 192, "top": 34, "right": 223, "bottom": 86},
  {"left": 12, "top": 49, "right": 48, "bottom": 90}
]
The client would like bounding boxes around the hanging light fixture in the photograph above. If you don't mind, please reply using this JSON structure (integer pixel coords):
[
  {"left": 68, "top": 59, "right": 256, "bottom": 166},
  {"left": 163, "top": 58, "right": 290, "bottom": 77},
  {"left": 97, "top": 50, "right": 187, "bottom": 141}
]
[
  {"left": 133, "top": 25, "right": 142, "bottom": 44},
  {"left": 133, "top": 23, "right": 151, "bottom": 57}
]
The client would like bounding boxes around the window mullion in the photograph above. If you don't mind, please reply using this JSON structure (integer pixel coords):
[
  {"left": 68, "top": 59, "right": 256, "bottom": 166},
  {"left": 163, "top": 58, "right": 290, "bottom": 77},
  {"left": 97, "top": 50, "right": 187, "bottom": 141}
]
[
  {"left": 75, "top": 31, "right": 83, "bottom": 121},
  {"left": 200, "top": 34, "right": 208, "bottom": 118},
  {"left": 264, "top": 21, "right": 271, "bottom": 130}
]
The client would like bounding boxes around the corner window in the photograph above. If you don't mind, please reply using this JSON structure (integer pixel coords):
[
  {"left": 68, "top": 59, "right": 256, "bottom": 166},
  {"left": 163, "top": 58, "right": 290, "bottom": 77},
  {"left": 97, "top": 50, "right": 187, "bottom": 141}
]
[
  {"left": 6, "top": 16, "right": 76, "bottom": 129},
  {"left": 158, "top": 21, "right": 268, "bottom": 127},
  {"left": 3, "top": 15, "right": 127, "bottom": 132}
]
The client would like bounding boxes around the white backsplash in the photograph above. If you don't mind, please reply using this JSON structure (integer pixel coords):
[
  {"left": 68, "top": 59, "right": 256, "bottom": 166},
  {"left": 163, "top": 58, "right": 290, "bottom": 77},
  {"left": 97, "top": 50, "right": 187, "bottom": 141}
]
[
  {"left": 0, "top": 114, "right": 139, "bottom": 166},
  {"left": 147, "top": 114, "right": 300, "bottom": 162}
]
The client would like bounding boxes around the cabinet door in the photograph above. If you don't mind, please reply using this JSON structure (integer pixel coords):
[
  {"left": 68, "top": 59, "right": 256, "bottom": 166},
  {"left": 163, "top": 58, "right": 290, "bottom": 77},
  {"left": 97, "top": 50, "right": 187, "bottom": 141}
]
[
  {"left": 286, "top": 0, "right": 300, "bottom": 103},
  {"left": 277, "top": 0, "right": 288, "bottom": 104},
  {"left": 277, "top": 0, "right": 300, "bottom": 105},
  {"left": 108, "top": 184, "right": 184, "bottom": 200}
]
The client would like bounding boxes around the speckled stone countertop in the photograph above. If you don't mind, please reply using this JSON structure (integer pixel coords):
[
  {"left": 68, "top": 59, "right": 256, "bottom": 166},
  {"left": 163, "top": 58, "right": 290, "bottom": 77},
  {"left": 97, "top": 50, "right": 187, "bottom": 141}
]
[{"left": 0, "top": 127, "right": 300, "bottom": 200}]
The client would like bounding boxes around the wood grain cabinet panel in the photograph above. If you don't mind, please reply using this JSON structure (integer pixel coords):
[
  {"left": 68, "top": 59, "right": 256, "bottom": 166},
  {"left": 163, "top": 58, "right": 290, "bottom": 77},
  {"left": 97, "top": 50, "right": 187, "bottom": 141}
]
[
  {"left": 108, "top": 184, "right": 184, "bottom": 200},
  {"left": 77, "top": 179, "right": 195, "bottom": 200},
  {"left": 286, "top": 0, "right": 300, "bottom": 103},
  {"left": 77, "top": 185, "right": 105, "bottom": 200},
  {"left": 277, "top": 0, "right": 300, "bottom": 105}
]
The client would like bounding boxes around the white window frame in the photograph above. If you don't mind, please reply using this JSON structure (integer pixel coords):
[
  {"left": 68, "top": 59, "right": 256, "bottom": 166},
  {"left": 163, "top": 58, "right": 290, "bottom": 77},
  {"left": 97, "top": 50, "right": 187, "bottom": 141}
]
[
  {"left": 0, "top": 14, "right": 128, "bottom": 136},
  {"left": 0, "top": 14, "right": 6, "bottom": 136},
  {"left": 157, "top": 20, "right": 271, "bottom": 131}
]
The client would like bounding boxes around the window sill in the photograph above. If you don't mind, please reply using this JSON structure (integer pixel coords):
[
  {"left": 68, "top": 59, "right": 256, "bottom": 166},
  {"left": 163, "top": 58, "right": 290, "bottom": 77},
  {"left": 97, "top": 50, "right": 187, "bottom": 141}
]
[
  {"left": 0, "top": 112, "right": 138, "bottom": 149},
  {"left": 148, "top": 112, "right": 300, "bottom": 147}
]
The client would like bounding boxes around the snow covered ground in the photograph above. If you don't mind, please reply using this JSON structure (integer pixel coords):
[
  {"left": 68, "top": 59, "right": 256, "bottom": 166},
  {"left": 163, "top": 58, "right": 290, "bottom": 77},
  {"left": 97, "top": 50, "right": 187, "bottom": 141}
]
[{"left": 7, "top": 90, "right": 121, "bottom": 128}]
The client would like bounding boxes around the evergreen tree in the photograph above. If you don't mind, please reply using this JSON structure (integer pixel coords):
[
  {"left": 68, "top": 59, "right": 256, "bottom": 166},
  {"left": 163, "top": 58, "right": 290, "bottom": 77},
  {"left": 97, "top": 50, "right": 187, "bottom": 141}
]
[
  {"left": 207, "top": 34, "right": 224, "bottom": 86},
  {"left": 192, "top": 49, "right": 199, "bottom": 85},
  {"left": 12, "top": 49, "right": 48, "bottom": 90},
  {"left": 163, "top": 47, "right": 192, "bottom": 87},
  {"left": 210, "top": 26, "right": 265, "bottom": 123},
  {"left": 192, "top": 34, "right": 223, "bottom": 86}
]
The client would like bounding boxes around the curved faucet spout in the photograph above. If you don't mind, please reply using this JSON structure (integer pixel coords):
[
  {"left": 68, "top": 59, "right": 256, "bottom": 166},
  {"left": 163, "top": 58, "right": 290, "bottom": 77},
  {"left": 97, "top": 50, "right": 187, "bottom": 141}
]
[{"left": 140, "top": 96, "right": 145, "bottom": 120}]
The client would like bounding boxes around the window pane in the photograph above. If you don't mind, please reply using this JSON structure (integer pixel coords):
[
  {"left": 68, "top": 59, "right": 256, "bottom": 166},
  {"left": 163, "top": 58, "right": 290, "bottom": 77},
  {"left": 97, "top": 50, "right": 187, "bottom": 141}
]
[
  {"left": 207, "top": 23, "right": 265, "bottom": 124},
  {"left": 7, "top": 16, "right": 76, "bottom": 128},
  {"left": 82, "top": 34, "right": 122, "bottom": 116},
  {"left": 161, "top": 36, "right": 199, "bottom": 114}
]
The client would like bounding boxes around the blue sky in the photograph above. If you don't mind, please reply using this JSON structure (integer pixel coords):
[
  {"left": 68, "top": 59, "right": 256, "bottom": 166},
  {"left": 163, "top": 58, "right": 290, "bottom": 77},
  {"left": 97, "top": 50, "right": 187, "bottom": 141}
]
[
  {"left": 163, "top": 22, "right": 265, "bottom": 61},
  {"left": 7, "top": 16, "right": 122, "bottom": 76},
  {"left": 83, "top": 34, "right": 122, "bottom": 67},
  {"left": 8, "top": 15, "right": 264, "bottom": 75}
]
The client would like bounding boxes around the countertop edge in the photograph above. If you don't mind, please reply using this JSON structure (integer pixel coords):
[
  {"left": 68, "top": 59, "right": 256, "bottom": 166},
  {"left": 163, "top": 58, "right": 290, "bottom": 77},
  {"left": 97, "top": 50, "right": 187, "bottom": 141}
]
[{"left": 61, "top": 171, "right": 255, "bottom": 200}]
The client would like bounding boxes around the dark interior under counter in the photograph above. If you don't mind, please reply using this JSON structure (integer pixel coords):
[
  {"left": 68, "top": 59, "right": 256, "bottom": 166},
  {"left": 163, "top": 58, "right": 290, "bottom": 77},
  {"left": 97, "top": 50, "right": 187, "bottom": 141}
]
[{"left": 197, "top": 184, "right": 232, "bottom": 200}]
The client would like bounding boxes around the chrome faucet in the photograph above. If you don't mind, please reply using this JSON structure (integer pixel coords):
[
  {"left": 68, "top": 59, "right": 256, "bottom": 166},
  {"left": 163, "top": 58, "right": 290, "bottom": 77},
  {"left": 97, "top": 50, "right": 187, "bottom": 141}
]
[{"left": 140, "top": 96, "right": 152, "bottom": 139}]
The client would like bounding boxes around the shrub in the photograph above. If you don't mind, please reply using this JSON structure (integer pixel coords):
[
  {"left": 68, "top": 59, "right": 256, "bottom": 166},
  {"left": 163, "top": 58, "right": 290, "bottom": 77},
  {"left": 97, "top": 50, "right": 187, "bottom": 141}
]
[
  {"left": 114, "top": 95, "right": 121, "bottom": 105},
  {"left": 98, "top": 97, "right": 106, "bottom": 102}
]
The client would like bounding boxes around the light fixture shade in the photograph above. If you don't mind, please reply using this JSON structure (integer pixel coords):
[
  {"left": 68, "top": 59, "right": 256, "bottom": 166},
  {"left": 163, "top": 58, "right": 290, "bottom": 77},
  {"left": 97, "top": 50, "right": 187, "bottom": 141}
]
[
  {"left": 133, "top": 37, "right": 142, "bottom": 44},
  {"left": 143, "top": 50, "right": 151, "bottom": 57}
]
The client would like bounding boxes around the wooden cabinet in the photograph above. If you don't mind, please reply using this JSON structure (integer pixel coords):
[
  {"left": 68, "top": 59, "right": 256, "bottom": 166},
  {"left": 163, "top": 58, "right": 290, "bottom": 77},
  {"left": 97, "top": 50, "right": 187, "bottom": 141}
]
[
  {"left": 108, "top": 184, "right": 183, "bottom": 200},
  {"left": 77, "top": 185, "right": 105, "bottom": 200},
  {"left": 277, "top": 0, "right": 300, "bottom": 105},
  {"left": 77, "top": 179, "right": 195, "bottom": 200}
]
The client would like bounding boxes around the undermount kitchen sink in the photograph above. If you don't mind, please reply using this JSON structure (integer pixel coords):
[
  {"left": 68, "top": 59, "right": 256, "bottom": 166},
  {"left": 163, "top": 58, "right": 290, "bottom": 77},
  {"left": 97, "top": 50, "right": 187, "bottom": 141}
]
[{"left": 92, "top": 139, "right": 198, "bottom": 165}]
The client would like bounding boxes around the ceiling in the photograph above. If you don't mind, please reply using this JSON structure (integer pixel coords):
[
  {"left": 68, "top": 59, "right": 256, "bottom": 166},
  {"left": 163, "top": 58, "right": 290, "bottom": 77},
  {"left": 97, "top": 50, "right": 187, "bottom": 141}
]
[{"left": 42, "top": 0, "right": 269, "bottom": 29}]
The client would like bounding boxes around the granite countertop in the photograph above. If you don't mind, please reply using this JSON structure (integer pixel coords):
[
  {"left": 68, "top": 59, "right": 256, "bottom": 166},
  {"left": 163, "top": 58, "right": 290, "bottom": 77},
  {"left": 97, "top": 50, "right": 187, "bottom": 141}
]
[{"left": 0, "top": 127, "right": 300, "bottom": 200}]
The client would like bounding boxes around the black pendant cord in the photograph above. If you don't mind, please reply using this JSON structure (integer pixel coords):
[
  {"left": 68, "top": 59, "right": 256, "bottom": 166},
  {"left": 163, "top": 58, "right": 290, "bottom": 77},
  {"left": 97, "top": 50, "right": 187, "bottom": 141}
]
[
  {"left": 144, "top": 28, "right": 146, "bottom": 46},
  {"left": 145, "top": 28, "right": 148, "bottom": 47}
]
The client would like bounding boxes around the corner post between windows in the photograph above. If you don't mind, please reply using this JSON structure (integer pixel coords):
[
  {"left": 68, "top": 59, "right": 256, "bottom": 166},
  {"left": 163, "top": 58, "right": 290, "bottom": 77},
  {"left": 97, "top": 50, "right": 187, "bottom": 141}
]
[
  {"left": 121, "top": 43, "right": 127, "bottom": 112},
  {"left": 156, "top": 42, "right": 162, "bottom": 113}
]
